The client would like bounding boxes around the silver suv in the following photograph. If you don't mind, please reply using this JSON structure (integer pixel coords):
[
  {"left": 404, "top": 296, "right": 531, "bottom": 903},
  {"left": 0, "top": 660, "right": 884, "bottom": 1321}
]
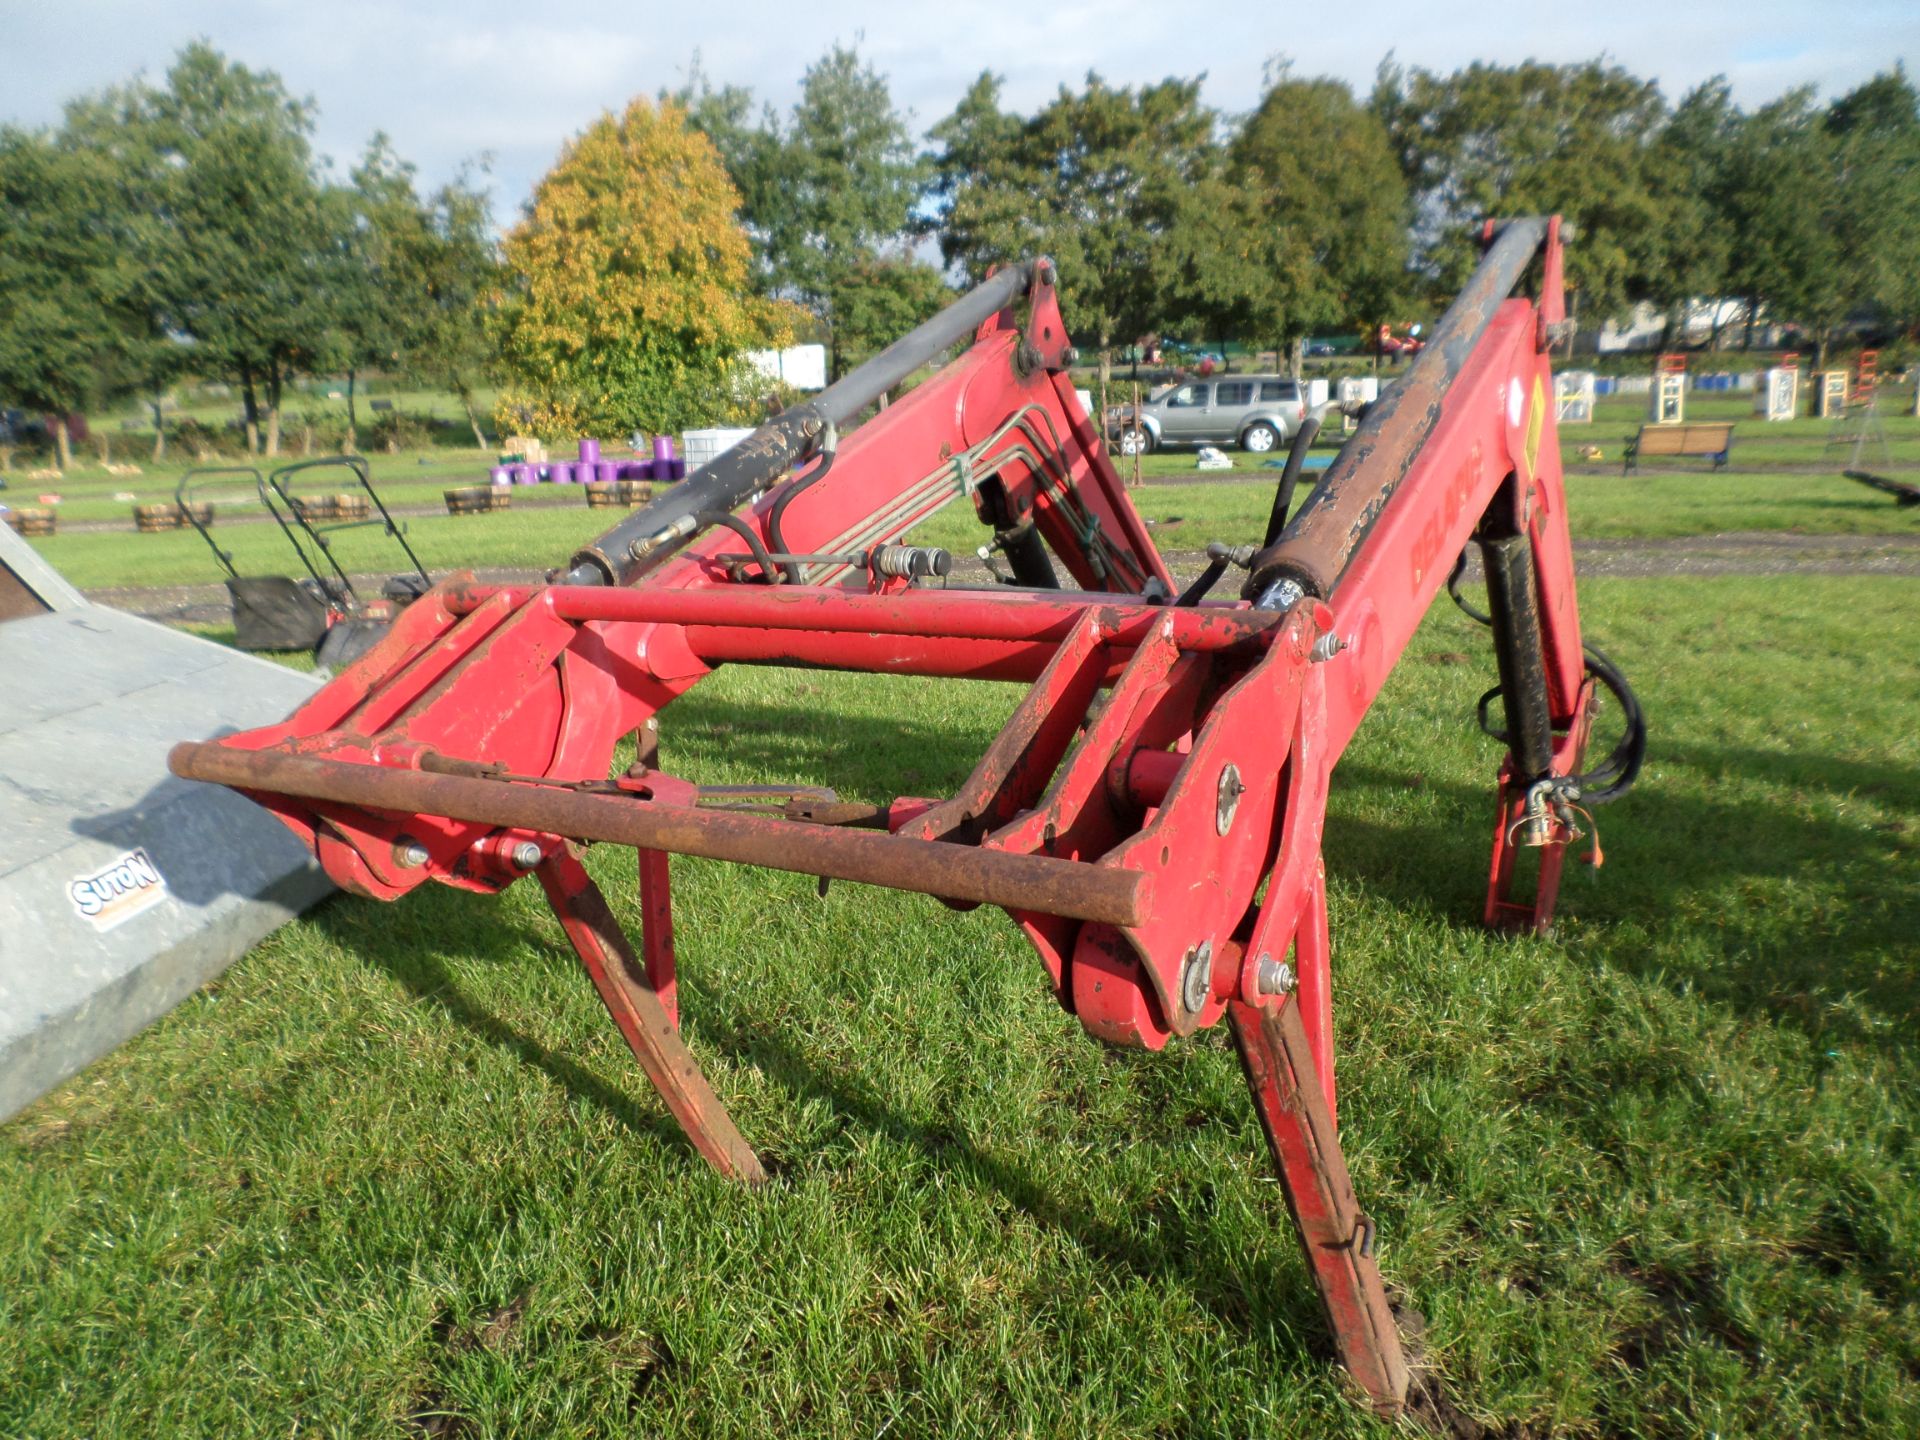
[{"left": 1110, "top": 375, "right": 1307, "bottom": 455}]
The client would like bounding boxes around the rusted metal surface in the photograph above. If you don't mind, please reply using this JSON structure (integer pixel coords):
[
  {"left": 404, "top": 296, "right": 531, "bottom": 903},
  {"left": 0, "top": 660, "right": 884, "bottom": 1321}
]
[
  {"left": 1230, "top": 996, "right": 1410, "bottom": 1414},
  {"left": 443, "top": 580, "right": 1281, "bottom": 652},
  {"left": 1244, "top": 216, "right": 1549, "bottom": 604},
  {"left": 167, "top": 741, "right": 1150, "bottom": 927},
  {"left": 538, "top": 845, "right": 764, "bottom": 1182}
]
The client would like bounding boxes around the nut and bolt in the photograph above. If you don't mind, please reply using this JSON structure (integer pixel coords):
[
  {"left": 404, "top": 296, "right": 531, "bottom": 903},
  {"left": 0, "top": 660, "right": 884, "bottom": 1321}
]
[
  {"left": 395, "top": 839, "right": 430, "bottom": 869},
  {"left": 1256, "top": 952, "right": 1295, "bottom": 995},
  {"left": 511, "top": 841, "right": 545, "bottom": 870},
  {"left": 1182, "top": 941, "right": 1215, "bottom": 1014},
  {"left": 1311, "top": 632, "right": 1347, "bottom": 663}
]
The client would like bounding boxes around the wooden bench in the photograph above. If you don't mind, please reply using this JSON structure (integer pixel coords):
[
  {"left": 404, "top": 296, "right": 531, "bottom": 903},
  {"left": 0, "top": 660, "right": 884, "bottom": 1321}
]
[{"left": 1622, "top": 422, "right": 1734, "bottom": 474}]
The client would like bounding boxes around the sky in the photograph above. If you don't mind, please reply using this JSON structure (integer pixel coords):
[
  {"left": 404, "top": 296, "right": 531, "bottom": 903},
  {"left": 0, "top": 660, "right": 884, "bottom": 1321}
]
[{"left": 4, "top": 0, "right": 1914, "bottom": 223}]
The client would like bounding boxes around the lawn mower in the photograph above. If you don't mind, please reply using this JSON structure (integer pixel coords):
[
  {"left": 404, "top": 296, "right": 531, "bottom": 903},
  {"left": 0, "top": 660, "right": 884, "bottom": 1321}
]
[{"left": 178, "top": 455, "right": 432, "bottom": 669}]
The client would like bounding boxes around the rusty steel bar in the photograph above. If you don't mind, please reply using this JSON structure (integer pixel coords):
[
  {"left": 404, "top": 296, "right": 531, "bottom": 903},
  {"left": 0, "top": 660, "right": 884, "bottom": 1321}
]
[
  {"left": 538, "top": 845, "right": 765, "bottom": 1182},
  {"left": 441, "top": 580, "right": 1284, "bottom": 653},
  {"left": 167, "top": 742, "right": 1150, "bottom": 927},
  {"left": 1243, "top": 216, "right": 1549, "bottom": 606},
  {"left": 1230, "top": 996, "right": 1410, "bottom": 1414}
]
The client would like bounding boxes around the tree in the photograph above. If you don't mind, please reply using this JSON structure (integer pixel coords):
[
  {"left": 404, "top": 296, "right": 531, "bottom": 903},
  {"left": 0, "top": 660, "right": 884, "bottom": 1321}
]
[
  {"left": 339, "top": 138, "right": 497, "bottom": 449},
  {"left": 103, "top": 44, "right": 340, "bottom": 456},
  {"left": 1171, "top": 70, "right": 1408, "bottom": 371},
  {"left": 0, "top": 129, "right": 105, "bottom": 469},
  {"left": 825, "top": 255, "right": 953, "bottom": 375},
  {"left": 927, "top": 72, "right": 1215, "bottom": 393},
  {"left": 1717, "top": 89, "right": 1845, "bottom": 359},
  {"left": 491, "top": 98, "right": 789, "bottom": 441},
  {"left": 1646, "top": 79, "right": 1742, "bottom": 348},
  {"left": 1371, "top": 58, "right": 1669, "bottom": 322},
  {"left": 674, "top": 45, "right": 924, "bottom": 379},
  {"left": 1824, "top": 67, "right": 1920, "bottom": 339}
]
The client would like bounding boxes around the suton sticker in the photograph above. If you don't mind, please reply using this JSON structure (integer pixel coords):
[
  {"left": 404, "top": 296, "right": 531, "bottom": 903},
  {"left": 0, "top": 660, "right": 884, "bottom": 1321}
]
[{"left": 69, "top": 848, "right": 169, "bottom": 932}]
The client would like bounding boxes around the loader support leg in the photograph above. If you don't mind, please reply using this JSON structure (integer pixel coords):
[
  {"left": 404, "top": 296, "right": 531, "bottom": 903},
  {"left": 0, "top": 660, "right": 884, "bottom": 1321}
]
[
  {"left": 538, "top": 845, "right": 766, "bottom": 1184},
  {"left": 637, "top": 849, "right": 678, "bottom": 1028},
  {"left": 1230, "top": 997, "right": 1409, "bottom": 1415}
]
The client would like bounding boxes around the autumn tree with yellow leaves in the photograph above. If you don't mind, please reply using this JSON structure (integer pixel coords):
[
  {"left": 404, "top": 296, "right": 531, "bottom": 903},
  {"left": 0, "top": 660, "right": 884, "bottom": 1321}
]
[{"left": 491, "top": 99, "right": 790, "bottom": 442}]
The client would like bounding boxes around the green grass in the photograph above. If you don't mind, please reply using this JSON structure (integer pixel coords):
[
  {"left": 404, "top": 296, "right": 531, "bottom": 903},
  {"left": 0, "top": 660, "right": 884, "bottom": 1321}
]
[
  {"left": 5, "top": 574, "right": 1916, "bottom": 1437},
  {"left": 21, "top": 456, "right": 1920, "bottom": 596},
  {"left": 11, "top": 387, "right": 1919, "bottom": 589}
]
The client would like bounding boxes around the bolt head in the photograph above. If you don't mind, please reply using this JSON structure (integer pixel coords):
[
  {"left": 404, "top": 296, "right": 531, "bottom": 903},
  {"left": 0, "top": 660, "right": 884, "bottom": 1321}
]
[
  {"left": 396, "top": 840, "right": 430, "bottom": 869},
  {"left": 511, "top": 841, "right": 544, "bottom": 869}
]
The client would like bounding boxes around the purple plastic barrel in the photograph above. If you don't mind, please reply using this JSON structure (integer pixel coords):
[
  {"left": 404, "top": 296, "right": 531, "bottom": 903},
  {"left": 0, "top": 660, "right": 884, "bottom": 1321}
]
[
  {"left": 489, "top": 465, "right": 511, "bottom": 486},
  {"left": 595, "top": 461, "right": 618, "bottom": 483},
  {"left": 549, "top": 462, "right": 573, "bottom": 485},
  {"left": 666, "top": 458, "right": 686, "bottom": 482},
  {"left": 652, "top": 435, "right": 675, "bottom": 463},
  {"left": 512, "top": 463, "right": 535, "bottom": 485},
  {"left": 578, "top": 437, "right": 600, "bottom": 466}
]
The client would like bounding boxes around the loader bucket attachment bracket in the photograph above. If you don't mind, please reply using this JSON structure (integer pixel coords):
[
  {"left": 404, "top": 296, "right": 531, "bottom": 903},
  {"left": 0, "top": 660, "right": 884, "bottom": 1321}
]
[{"left": 171, "top": 221, "right": 1639, "bottom": 1417}]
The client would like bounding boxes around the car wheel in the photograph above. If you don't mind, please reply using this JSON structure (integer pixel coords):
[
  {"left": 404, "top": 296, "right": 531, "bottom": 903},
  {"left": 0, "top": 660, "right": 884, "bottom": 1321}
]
[
  {"left": 1241, "top": 422, "right": 1281, "bottom": 454},
  {"left": 1118, "top": 426, "right": 1155, "bottom": 456}
]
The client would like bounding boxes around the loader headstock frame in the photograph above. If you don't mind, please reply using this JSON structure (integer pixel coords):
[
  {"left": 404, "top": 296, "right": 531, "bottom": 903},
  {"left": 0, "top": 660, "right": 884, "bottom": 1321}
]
[{"left": 171, "top": 217, "right": 1639, "bottom": 1415}]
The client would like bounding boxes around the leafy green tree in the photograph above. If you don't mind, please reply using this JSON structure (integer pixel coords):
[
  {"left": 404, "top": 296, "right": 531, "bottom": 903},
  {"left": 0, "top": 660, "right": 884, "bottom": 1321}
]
[
  {"left": 97, "top": 44, "right": 340, "bottom": 456},
  {"left": 927, "top": 72, "right": 1215, "bottom": 393},
  {"left": 491, "top": 98, "right": 789, "bottom": 441},
  {"left": 1371, "top": 58, "right": 1669, "bottom": 322},
  {"left": 676, "top": 45, "right": 924, "bottom": 378},
  {"left": 825, "top": 255, "right": 953, "bottom": 374},
  {"left": 1170, "top": 70, "right": 1407, "bottom": 371},
  {"left": 1716, "top": 89, "right": 1844, "bottom": 358},
  {"left": 0, "top": 128, "right": 107, "bottom": 469},
  {"left": 1825, "top": 67, "right": 1920, "bottom": 339},
  {"left": 1645, "top": 79, "right": 1742, "bottom": 347},
  {"left": 339, "top": 138, "right": 497, "bottom": 449}
]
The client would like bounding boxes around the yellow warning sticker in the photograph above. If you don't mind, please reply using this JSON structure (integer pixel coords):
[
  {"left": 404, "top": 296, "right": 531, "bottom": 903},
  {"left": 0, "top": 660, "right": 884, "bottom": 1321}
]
[{"left": 1524, "top": 375, "right": 1547, "bottom": 478}]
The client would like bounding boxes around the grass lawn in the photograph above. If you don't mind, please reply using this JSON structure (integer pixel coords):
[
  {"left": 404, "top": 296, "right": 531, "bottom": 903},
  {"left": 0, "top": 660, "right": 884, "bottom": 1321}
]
[
  {"left": 4, "top": 572, "right": 1916, "bottom": 1437},
  {"left": 13, "top": 388, "right": 1918, "bottom": 591},
  {"left": 17, "top": 457, "right": 1920, "bottom": 596}
]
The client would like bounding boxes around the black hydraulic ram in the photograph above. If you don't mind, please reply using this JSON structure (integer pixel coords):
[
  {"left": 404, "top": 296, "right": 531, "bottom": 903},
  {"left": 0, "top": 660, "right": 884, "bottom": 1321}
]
[
  {"left": 1475, "top": 496, "right": 1556, "bottom": 784},
  {"left": 1243, "top": 217, "right": 1549, "bottom": 607},
  {"left": 564, "top": 262, "right": 1039, "bottom": 587}
]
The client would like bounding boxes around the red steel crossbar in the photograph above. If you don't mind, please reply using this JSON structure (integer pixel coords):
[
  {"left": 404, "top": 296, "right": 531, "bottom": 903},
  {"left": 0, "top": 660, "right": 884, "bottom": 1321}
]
[{"left": 170, "top": 219, "right": 1638, "bottom": 1415}]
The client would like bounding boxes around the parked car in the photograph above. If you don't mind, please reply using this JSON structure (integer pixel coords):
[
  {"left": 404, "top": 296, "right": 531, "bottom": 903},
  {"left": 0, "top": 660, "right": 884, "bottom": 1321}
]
[{"left": 1107, "top": 375, "right": 1308, "bottom": 456}]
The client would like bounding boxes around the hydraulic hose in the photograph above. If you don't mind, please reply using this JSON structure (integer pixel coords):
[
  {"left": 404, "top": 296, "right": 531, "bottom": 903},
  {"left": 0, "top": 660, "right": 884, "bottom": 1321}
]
[{"left": 1262, "top": 408, "right": 1328, "bottom": 547}]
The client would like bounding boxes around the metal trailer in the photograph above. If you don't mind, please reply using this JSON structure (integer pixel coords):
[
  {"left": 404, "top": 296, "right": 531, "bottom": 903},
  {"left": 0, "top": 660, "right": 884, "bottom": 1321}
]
[{"left": 171, "top": 217, "right": 1644, "bottom": 1414}]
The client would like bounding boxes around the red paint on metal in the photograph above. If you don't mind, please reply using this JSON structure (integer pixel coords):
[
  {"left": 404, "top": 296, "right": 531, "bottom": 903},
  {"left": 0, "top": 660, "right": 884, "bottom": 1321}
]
[{"left": 168, "top": 222, "right": 1620, "bottom": 1415}]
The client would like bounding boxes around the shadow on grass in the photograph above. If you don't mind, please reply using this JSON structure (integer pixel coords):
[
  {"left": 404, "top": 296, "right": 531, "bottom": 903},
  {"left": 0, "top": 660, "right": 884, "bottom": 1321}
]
[
  {"left": 313, "top": 868, "right": 1333, "bottom": 1361},
  {"left": 700, "top": 1005, "right": 1330, "bottom": 1354},
  {"left": 1331, "top": 740, "right": 1919, "bottom": 1051},
  {"left": 310, "top": 898, "right": 694, "bottom": 1158}
]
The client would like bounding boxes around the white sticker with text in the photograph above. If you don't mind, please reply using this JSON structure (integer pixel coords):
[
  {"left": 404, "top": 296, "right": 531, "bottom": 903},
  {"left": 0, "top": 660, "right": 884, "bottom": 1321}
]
[{"left": 69, "top": 848, "right": 169, "bottom": 932}]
